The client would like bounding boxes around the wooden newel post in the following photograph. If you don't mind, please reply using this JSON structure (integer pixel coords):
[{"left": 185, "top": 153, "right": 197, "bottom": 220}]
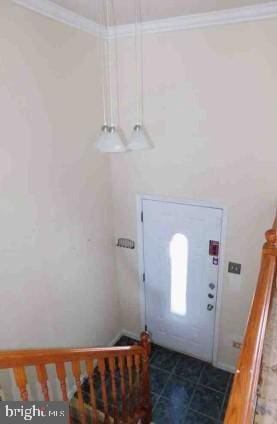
[
  {"left": 140, "top": 331, "right": 152, "bottom": 424},
  {"left": 264, "top": 229, "right": 277, "bottom": 249}
]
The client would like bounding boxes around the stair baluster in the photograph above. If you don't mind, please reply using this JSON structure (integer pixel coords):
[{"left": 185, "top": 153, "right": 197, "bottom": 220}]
[
  {"left": 36, "top": 364, "right": 49, "bottom": 401},
  {"left": 118, "top": 356, "right": 127, "bottom": 422},
  {"left": 85, "top": 359, "right": 99, "bottom": 424},
  {"left": 55, "top": 362, "right": 68, "bottom": 401},
  {"left": 134, "top": 353, "right": 141, "bottom": 415},
  {"left": 127, "top": 355, "right": 134, "bottom": 419},
  {"left": 0, "top": 332, "right": 152, "bottom": 423},
  {"left": 13, "top": 366, "right": 28, "bottom": 400},
  {"left": 72, "top": 360, "right": 86, "bottom": 424},
  {"left": 108, "top": 357, "right": 119, "bottom": 423},
  {"left": 98, "top": 358, "right": 110, "bottom": 424}
]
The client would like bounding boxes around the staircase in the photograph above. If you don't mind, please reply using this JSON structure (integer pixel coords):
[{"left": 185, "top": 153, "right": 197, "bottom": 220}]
[
  {"left": 0, "top": 332, "right": 152, "bottom": 424},
  {"left": 224, "top": 212, "right": 277, "bottom": 423}
]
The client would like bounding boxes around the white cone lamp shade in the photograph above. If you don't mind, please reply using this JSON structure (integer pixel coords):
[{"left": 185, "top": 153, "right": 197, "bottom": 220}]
[
  {"left": 127, "top": 124, "right": 153, "bottom": 151},
  {"left": 95, "top": 125, "right": 126, "bottom": 153}
]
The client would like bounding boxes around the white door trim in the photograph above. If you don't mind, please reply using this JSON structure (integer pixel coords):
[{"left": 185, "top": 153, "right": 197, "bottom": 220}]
[{"left": 136, "top": 194, "right": 228, "bottom": 368}]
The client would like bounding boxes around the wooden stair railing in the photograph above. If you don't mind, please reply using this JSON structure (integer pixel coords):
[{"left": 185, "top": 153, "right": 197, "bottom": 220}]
[
  {"left": 0, "top": 331, "right": 152, "bottom": 424},
  {"left": 224, "top": 213, "right": 277, "bottom": 424}
]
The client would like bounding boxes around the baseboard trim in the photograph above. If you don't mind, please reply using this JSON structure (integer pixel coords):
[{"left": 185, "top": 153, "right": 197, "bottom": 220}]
[
  {"left": 120, "top": 330, "right": 140, "bottom": 341},
  {"left": 108, "top": 331, "right": 124, "bottom": 347},
  {"left": 214, "top": 361, "right": 236, "bottom": 374},
  {"left": 119, "top": 330, "right": 237, "bottom": 374},
  {"left": 108, "top": 329, "right": 141, "bottom": 346}
]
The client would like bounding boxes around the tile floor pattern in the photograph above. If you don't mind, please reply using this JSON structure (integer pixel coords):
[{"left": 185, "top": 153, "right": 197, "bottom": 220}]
[{"left": 77, "top": 336, "right": 233, "bottom": 423}]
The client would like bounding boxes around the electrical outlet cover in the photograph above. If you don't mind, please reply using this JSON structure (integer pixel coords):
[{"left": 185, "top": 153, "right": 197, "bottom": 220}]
[{"left": 233, "top": 341, "right": 242, "bottom": 349}]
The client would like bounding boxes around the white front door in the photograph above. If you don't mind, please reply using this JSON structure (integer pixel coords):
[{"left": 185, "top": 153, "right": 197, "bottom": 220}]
[{"left": 142, "top": 199, "right": 223, "bottom": 362}]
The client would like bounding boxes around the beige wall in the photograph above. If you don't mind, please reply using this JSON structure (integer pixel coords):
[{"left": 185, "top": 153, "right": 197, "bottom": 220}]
[
  {"left": 1, "top": 0, "right": 277, "bottom": 377},
  {"left": 111, "top": 19, "right": 277, "bottom": 368},
  {"left": 0, "top": 0, "right": 120, "bottom": 354}
]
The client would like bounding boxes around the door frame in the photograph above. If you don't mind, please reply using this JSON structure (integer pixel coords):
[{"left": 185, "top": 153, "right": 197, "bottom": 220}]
[{"left": 136, "top": 194, "right": 228, "bottom": 369}]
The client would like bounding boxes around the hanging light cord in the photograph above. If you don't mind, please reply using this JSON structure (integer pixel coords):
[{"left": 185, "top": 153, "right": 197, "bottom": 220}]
[
  {"left": 109, "top": 0, "right": 121, "bottom": 129},
  {"left": 105, "top": 0, "right": 114, "bottom": 127},
  {"left": 102, "top": 0, "right": 115, "bottom": 128},
  {"left": 104, "top": 0, "right": 119, "bottom": 128},
  {"left": 99, "top": 0, "right": 110, "bottom": 127},
  {"left": 99, "top": 0, "right": 107, "bottom": 126},
  {"left": 135, "top": 0, "right": 144, "bottom": 126}
]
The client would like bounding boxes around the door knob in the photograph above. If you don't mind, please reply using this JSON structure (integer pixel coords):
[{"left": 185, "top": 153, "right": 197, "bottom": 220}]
[
  {"left": 207, "top": 304, "right": 214, "bottom": 311},
  {"left": 208, "top": 293, "right": 214, "bottom": 299}
]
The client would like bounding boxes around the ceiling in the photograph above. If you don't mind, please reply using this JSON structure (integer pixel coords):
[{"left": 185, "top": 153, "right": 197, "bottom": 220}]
[{"left": 51, "top": 0, "right": 274, "bottom": 25}]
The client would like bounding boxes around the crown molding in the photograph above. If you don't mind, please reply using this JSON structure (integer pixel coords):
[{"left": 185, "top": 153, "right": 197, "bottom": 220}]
[
  {"left": 13, "top": 0, "right": 103, "bottom": 36},
  {"left": 13, "top": 0, "right": 277, "bottom": 39},
  {"left": 113, "top": 2, "right": 277, "bottom": 38}
]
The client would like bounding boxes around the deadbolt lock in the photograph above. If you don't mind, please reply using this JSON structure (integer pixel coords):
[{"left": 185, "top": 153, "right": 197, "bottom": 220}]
[
  {"left": 209, "top": 283, "right": 215, "bottom": 290},
  {"left": 208, "top": 293, "right": 214, "bottom": 299}
]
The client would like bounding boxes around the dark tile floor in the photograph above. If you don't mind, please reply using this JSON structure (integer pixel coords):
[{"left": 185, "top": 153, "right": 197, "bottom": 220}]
[
  {"left": 115, "top": 336, "right": 232, "bottom": 424},
  {"left": 77, "top": 335, "right": 232, "bottom": 423}
]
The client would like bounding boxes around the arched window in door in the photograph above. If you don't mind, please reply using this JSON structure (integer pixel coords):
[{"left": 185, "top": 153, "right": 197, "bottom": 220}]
[{"left": 170, "top": 233, "right": 188, "bottom": 316}]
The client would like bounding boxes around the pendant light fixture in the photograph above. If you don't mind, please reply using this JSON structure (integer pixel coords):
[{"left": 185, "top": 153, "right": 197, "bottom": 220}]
[
  {"left": 95, "top": 0, "right": 126, "bottom": 153},
  {"left": 127, "top": 0, "right": 153, "bottom": 151}
]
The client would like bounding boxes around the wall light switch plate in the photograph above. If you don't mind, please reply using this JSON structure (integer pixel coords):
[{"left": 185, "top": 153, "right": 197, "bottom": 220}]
[{"left": 228, "top": 262, "right": 241, "bottom": 275}]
